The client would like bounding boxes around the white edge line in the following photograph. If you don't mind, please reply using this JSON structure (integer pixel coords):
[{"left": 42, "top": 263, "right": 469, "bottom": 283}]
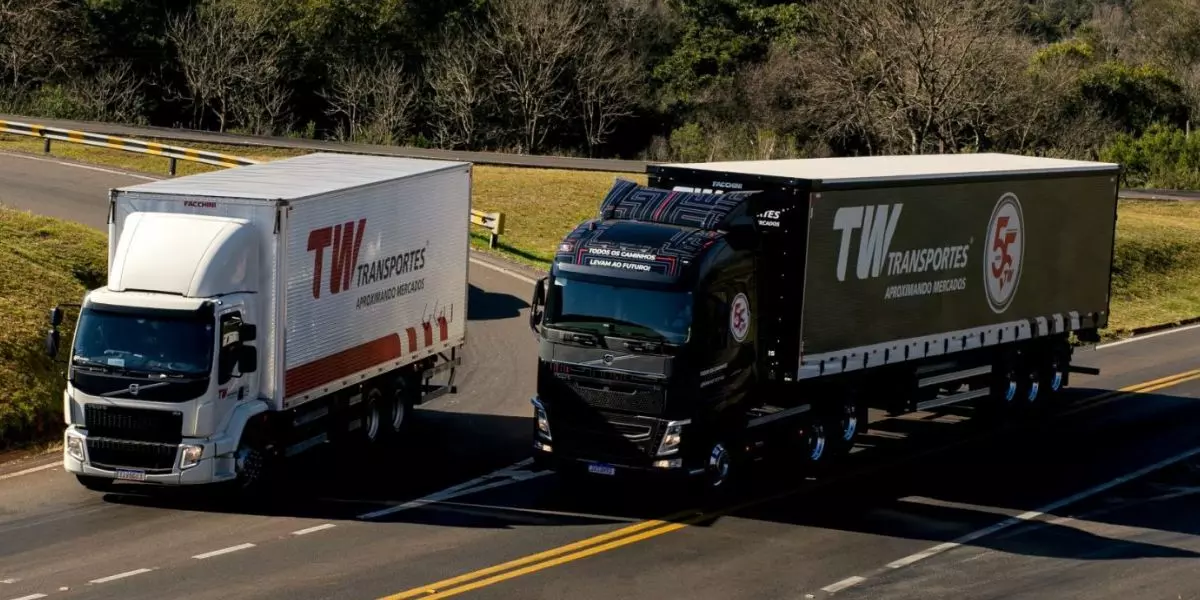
[
  {"left": 821, "top": 576, "right": 867, "bottom": 594},
  {"left": 1096, "top": 322, "right": 1200, "bottom": 349},
  {"left": 0, "top": 150, "right": 159, "bottom": 181},
  {"left": 468, "top": 255, "right": 538, "bottom": 285},
  {"left": 192, "top": 542, "right": 256, "bottom": 560},
  {"left": 291, "top": 523, "right": 336, "bottom": 536},
  {"left": 884, "top": 445, "right": 1200, "bottom": 570},
  {"left": 0, "top": 462, "right": 57, "bottom": 481},
  {"left": 10, "top": 594, "right": 48, "bottom": 600},
  {"left": 88, "top": 568, "right": 154, "bottom": 584}
]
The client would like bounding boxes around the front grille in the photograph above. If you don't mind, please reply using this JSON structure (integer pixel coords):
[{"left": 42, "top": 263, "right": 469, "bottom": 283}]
[
  {"left": 87, "top": 437, "right": 177, "bottom": 472},
  {"left": 84, "top": 405, "right": 183, "bottom": 444},
  {"left": 567, "top": 381, "right": 666, "bottom": 415},
  {"left": 551, "top": 411, "right": 662, "bottom": 463}
]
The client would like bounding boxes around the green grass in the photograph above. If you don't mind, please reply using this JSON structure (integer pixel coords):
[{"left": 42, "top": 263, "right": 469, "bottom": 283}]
[
  {"left": 1107, "top": 200, "right": 1200, "bottom": 336},
  {"left": 0, "top": 206, "right": 106, "bottom": 448},
  {"left": 1, "top": 135, "right": 1199, "bottom": 446}
]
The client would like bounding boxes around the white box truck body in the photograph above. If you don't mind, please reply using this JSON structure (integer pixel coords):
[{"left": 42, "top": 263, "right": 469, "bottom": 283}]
[{"left": 49, "top": 153, "right": 471, "bottom": 492}]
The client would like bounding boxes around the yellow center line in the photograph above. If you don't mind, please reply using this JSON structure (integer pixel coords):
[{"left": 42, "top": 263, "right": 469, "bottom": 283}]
[{"left": 377, "top": 367, "right": 1200, "bottom": 600}]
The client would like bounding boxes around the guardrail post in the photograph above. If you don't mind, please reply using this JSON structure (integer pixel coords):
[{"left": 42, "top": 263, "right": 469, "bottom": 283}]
[
  {"left": 491, "top": 212, "right": 506, "bottom": 249},
  {"left": 169, "top": 157, "right": 177, "bottom": 176},
  {"left": 43, "top": 138, "right": 50, "bottom": 154}
]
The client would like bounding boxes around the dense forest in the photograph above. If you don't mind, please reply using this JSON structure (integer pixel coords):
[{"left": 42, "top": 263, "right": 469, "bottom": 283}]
[{"left": 2, "top": 0, "right": 1200, "bottom": 186}]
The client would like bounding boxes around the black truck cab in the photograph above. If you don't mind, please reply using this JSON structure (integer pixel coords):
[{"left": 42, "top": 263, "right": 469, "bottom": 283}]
[{"left": 527, "top": 178, "right": 792, "bottom": 487}]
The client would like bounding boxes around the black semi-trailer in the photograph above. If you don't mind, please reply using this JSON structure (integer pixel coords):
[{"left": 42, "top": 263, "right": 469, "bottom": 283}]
[{"left": 527, "top": 153, "right": 1120, "bottom": 490}]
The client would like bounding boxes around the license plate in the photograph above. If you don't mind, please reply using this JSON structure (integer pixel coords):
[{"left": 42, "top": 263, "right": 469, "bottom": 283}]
[
  {"left": 114, "top": 469, "right": 146, "bottom": 482},
  {"left": 587, "top": 463, "right": 616, "bottom": 476}
]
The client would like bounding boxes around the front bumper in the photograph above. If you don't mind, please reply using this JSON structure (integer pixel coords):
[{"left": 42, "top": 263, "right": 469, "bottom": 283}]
[
  {"left": 63, "top": 425, "right": 237, "bottom": 486},
  {"left": 531, "top": 395, "right": 704, "bottom": 480}
]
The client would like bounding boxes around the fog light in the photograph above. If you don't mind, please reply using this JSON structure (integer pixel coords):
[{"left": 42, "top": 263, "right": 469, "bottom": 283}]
[
  {"left": 66, "top": 435, "right": 85, "bottom": 462},
  {"left": 652, "top": 458, "right": 682, "bottom": 469},
  {"left": 656, "top": 419, "right": 690, "bottom": 456},
  {"left": 531, "top": 397, "right": 551, "bottom": 440},
  {"left": 179, "top": 444, "right": 203, "bottom": 470},
  {"left": 534, "top": 440, "right": 553, "bottom": 453}
]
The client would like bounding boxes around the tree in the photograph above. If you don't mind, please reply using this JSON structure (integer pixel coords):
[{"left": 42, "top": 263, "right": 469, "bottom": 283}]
[
  {"left": 425, "top": 27, "right": 492, "bottom": 150},
  {"left": 476, "top": 0, "right": 590, "bottom": 153},
  {"left": 574, "top": 31, "right": 642, "bottom": 155},
  {"left": 166, "top": 0, "right": 288, "bottom": 131},
  {"left": 0, "top": 0, "right": 84, "bottom": 87},
  {"left": 322, "top": 53, "right": 418, "bottom": 145},
  {"left": 795, "top": 0, "right": 1029, "bottom": 155}
]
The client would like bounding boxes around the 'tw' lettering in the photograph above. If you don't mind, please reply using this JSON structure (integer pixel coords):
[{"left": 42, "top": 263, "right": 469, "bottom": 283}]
[{"left": 308, "top": 219, "right": 367, "bottom": 299}]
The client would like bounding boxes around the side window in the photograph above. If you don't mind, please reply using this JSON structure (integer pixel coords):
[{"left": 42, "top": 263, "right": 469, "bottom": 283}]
[{"left": 218, "top": 312, "right": 243, "bottom": 384}]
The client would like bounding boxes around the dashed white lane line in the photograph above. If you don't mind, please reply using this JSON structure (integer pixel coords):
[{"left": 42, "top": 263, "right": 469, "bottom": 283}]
[
  {"left": 0, "top": 463, "right": 57, "bottom": 481},
  {"left": 9, "top": 593, "right": 47, "bottom": 600},
  {"left": 820, "top": 576, "right": 866, "bottom": 593},
  {"left": 88, "top": 568, "right": 154, "bottom": 584},
  {"left": 192, "top": 543, "right": 256, "bottom": 560},
  {"left": 292, "top": 523, "right": 336, "bottom": 536},
  {"left": 815, "top": 445, "right": 1200, "bottom": 595}
]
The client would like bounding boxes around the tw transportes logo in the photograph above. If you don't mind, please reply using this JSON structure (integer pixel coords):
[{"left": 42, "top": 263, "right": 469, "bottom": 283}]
[
  {"left": 983, "top": 193, "right": 1024, "bottom": 313},
  {"left": 307, "top": 219, "right": 427, "bottom": 300}
]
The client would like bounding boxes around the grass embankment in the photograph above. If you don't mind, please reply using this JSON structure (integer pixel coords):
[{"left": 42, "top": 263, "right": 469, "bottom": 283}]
[
  {"left": 0, "top": 207, "right": 106, "bottom": 448},
  {"left": 1, "top": 134, "right": 1199, "bottom": 447}
]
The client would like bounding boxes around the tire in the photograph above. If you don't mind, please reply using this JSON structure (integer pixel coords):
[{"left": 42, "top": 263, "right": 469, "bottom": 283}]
[
  {"left": 829, "top": 393, "right": 868, "bottom": 458},
  {"left": 225, "top": 420, "right": 276, "bottom": 500},
  {"left": 383, "top": 376, "right": 416, "bottom": 441},
  {"left": 76, "top": 474, "right": 115, "bottom": 492},
  {"left": 358, "top": 385, "right": 385, "bottom": 446}
]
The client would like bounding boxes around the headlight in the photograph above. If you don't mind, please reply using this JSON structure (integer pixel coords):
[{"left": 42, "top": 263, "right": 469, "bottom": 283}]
[
  {"left": 179, "top": 444, "right": 204, "bottom": 470},
  {"left": 531, "top": 397, "right": 551, "bottom": 440},
  {"left": 66, "top": 435, "right": 85, "bottom": 461},
  {"left": 656, "top": 420, "right": 690, "bottom": 456}
]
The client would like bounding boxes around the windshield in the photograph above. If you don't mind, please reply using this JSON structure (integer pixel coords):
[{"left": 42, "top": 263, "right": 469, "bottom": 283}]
[
  {"left": 545, "top": 275, "right": 692, "bottom": 344},
  {"left": 72, "top": 307, "right": 216, "bottom": 376}
]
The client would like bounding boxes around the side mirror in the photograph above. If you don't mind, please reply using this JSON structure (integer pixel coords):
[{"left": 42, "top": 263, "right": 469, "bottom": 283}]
[
  {"left": 50, "top": 306, "right": 63, "bottom": 327},
  {"left": 239, "top": 323, "right": 257, "bottom": 343},
  {"left": 529, "top": 277, "right": 547, "bottom": 334},
  {"left": 239, "top": 346, "right": 258, "bottom": 374},
  {"left": 45, "top": 329, "right": 60, "bottom": 358}
]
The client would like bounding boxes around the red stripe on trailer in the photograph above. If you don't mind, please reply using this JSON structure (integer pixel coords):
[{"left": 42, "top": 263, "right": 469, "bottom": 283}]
[
  {"left": 422, "top": 321, "right": 433, "bottom": 347},
  {"left": 437, "top": 315, "right": 448, "bottom": 342},
  {"left": 406, "top": 327, "right": 418, "bottom": 354},
  {"left": 285, "top": 334, "right": 404, "bottom": 397}
]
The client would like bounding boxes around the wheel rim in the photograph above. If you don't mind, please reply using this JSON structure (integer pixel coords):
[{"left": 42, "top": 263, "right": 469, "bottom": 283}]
[
  {"left": 808, "top": 423, "right": 827, "bottom": 461},
  {"left": 365, "top": 403, "right": 380, "bottom": 441},
  {"left": 235, "top": 445, "right": 264, "bottom": 489},
  {"left": 840, "top": 403, "right": 858, "bottom": 442},
  {"left": 1003, "top": 372, "right": 1018, "bottom": 402},
  {"left": 390, "top": 394, "right": 406, "bottom": 431},
  {"left": 1050, "top": 364, "right": 1064, "bottom": 392},
  {"left": 708, "top": 443, "right": 731, "bottom": 487},
  {"left": 1027, "top": 371, "right": 1040, "bottom": 403}
]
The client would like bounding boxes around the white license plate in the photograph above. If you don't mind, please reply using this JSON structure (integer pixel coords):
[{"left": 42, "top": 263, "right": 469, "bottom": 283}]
[
  {"left": 587, "top": 463, "right": 616, "bottom": 476},
  {"left": 114, "top": 469, "right": 146, "bottom": 482}
]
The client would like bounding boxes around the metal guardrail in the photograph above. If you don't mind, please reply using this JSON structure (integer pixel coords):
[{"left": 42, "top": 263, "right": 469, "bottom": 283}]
[
  {"left": 0, "top": 118, "right": 507, "bottom": 247},
  {"left": 0, "top": 119, "right": 259, "bottom": 175},
  {"left": 0, "top": 114, "right": 648, "bottom": 173}
]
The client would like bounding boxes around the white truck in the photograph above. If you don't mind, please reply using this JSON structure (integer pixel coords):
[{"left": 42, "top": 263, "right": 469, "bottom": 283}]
[{"left": 44, "top": 152, "right": 472, "bottom": 494}]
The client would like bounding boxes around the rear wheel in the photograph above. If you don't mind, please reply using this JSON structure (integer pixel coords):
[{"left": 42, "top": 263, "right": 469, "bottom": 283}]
[{"left": 829, "top": 393, "right": 867, "bottom": 458}]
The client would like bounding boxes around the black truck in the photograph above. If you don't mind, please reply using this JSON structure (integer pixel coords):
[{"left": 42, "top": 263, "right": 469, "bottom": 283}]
[{"left": 527, "top": 153, "right": 1120, "bottom": 489}]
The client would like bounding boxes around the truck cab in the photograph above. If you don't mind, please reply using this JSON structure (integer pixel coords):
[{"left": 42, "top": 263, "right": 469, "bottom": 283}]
[
  {"left": 528, "top": 179, "right": 785, "bottom": 487},
  {"left": 47, "top": 211, "right": 265, "bottom": 490}
]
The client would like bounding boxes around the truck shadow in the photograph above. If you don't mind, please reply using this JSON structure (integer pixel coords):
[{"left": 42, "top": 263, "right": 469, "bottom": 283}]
[
  {"left": 467, "top": 283, "right": 529, "bottom": 321},
  {"left": 100, "top": 387, "right": 1200, "bottom": 564}
]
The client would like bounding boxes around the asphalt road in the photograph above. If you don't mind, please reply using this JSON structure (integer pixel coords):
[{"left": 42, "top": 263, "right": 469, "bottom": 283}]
[{"left": 2, "top": 150, "right": 1200, "bottom": 600}]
